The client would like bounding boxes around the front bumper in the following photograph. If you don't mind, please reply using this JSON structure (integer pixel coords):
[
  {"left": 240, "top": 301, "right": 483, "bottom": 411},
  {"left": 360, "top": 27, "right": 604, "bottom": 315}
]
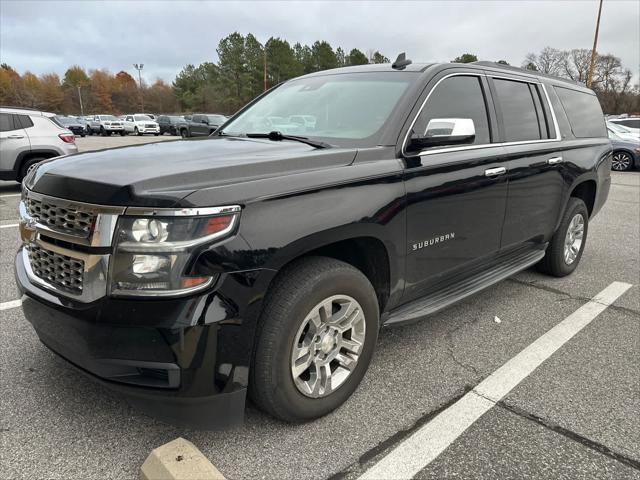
[
  {"left": 138, "top": 126, "right": 160, "bottom": 133},
  {"left": 15, "top": 248, "right": 256, "bottom": 429}
]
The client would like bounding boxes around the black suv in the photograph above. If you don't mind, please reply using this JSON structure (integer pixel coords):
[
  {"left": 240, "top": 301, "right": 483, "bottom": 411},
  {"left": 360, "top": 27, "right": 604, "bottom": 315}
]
[
  {"left": 16, "top": 60, "right": 611, "bottom": 429},
  {"left": 179, "top": 113, "right": 228, "bottom": 138},
  {"left": 157, "top": 115, "right": 185, "bottom": 136}
]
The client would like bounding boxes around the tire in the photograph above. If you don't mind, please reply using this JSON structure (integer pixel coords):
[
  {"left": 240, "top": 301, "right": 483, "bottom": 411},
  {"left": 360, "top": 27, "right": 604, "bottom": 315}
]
[
  {"left": 80, "top": 133, "right": 85, "bottom": 138},
  {"left": 18, "top": 156, "right": 47, "bottom": 183},
  {"left": 154, "top": 133, "right": 160, "bottom": 136},
  {"left": 100, "top": 127, "right": 106, "bottom": 136},
  {"left": 537, "top": 198, "right": 589, "bottom": 277},
  {"left": 135, "top": 127, "right": 142, "bottom": 136},
  {"left": 180, "top": 129, "right": 189, "bottom": 139},
  {"left": 249, "top": 256, "right": 379, "bottom": 422},
  {"left": 611, "top": 151, "right": 633, "bottom": 172}
]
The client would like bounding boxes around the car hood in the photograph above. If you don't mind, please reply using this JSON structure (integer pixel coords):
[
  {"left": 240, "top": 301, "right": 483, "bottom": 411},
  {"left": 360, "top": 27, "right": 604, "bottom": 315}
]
[{"left": 28, "top": 137, "right": 357, "bottom": 206}]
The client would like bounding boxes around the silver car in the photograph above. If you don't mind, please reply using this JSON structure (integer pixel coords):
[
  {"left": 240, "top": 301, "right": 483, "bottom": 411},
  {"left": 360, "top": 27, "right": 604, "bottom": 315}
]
[{"left": 0, "top": 107, "right": 78, "bottom": 182}]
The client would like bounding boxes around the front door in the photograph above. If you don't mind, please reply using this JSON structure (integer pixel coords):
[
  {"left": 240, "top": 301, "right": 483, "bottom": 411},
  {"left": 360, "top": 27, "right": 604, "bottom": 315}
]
[{"left": 402, "top": 73, "right": 508, "bottom": 301}]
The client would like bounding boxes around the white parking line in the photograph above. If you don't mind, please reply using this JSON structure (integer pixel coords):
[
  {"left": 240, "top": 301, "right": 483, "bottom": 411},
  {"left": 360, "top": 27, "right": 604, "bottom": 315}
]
[
  {"left": 0, "top": 193, "right": 21, "bottom": 198},
  {"left": 0, "top": 299, "right": 22, "bottom": 311},
  {"left": 0, "top": 224, "right": 18, "bottom": 229},
  {"left": 359, "top": 281, "right": 633, "bottom": 480}
]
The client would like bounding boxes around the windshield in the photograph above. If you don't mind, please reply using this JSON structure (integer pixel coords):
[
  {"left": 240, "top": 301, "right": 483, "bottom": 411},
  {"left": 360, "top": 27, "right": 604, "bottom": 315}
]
[
  {"left": 221, "top": 72, "right": 413, "bottom": 145},
  {"left": 54, "top": 116, "right": 74, "bottom": 125},
  {"left": 100, "top": 115, "right": 118, "bottom": 121},
  {"left": 134, "top": 115, "right": 152, "bottom": 121}
]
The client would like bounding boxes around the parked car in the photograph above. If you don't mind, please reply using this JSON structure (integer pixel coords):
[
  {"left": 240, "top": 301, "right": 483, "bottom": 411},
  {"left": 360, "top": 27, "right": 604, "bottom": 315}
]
[
  {"left": 609, "top": 117, "right": 640, "bottom": 136},
  {"left": 0, "top": 107, "right": 77, "bottom": 182},
  {"left": 179, "top": 113, "right": 227, "bottom": 138},
  {"left": 606, "top": 121, "right": 638, "bottom": 141},
  {"left": 122, "top": 114, "right": 160, "bottom": 136},
  {"left": 74, "top": 116, "right": 92, "bottom": 135},
  {"left": 87, "top": 115, "right": 125, "bottom": 136},
  {"left": 53, "top": 116, "right": 86, "bottom": 137},
  {"left": 15, "top": 60, "right": 611, "bottom": 428},
  {"left": 157, "top": 115, "right": 185, "bottom": 136},
  {"left": 608, "top": 130, "right": 640, "bottom": 171}
]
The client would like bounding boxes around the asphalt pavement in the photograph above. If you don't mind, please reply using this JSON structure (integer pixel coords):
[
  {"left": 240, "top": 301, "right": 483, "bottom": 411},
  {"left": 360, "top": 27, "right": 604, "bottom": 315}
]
[{"left": 0, "top": 139, "right": 638, "bottom": 480}]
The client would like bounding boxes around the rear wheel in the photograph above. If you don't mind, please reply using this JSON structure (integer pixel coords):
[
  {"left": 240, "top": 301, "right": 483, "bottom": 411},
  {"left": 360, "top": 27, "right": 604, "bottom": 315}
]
[
  {"left": 537, "top": 197, "right": 589, "bottom": 277},
  {"left": 611, "top": 151, "right": 633, "bottom": 171},
  {"left": 250, "top": 257, "right": 379, "bottom": 422}
]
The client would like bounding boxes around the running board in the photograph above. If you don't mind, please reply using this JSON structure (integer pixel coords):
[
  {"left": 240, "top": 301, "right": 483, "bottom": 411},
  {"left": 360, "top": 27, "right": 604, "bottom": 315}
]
[{"left": 385, "top": 248, "right": 546, "bottom": 326}]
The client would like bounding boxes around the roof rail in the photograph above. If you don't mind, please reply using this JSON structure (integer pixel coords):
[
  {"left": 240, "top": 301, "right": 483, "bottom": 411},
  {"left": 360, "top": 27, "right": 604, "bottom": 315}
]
[{"left": 471, "top": 61, "right": 582, "bottom": 86}]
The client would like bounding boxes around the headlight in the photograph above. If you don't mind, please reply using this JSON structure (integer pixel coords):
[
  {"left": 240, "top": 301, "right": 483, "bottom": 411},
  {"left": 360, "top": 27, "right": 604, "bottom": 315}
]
[{"left": 110, "top": 206, "right": 240, "bottom": 296}]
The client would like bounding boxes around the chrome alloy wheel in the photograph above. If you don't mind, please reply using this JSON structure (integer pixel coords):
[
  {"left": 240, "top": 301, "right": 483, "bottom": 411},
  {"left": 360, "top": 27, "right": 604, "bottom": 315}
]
[
  {"left": 611, "top": 152, "right": 632, "bottom": 171},
  {"left": 564, "top": 214, "right": 584, "bottom": 265},
  {"left": 290, "top": 294, "right": 366, "bottom": 398}
]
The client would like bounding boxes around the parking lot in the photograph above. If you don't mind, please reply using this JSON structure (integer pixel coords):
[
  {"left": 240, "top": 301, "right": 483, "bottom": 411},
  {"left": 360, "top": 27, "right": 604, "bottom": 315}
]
[{"left": 0, "top": 137, "right": 638, "bottom": 479}]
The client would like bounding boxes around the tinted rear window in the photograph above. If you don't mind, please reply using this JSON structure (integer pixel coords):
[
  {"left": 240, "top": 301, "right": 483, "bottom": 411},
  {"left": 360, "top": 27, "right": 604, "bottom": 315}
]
[
  {"left": 493, "top": 79, "right": 541, "bottom": 142},
  {"left": 555, "top": 86, "right": 606, "bottom": 138},
  {"left": 0, "top": 113, "right": 15, "bottom": 131}
]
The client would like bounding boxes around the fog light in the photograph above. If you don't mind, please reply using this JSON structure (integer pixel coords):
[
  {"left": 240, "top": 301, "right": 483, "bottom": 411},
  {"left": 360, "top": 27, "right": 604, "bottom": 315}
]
[{"left": 132, "top": 255, "right": 170, "bottom": 275}]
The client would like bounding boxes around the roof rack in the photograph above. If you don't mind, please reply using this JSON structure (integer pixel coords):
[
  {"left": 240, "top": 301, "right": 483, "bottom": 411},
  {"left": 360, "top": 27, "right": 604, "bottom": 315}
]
[{"left": 471, "top": 61, "right": 581, "bottom": 86}]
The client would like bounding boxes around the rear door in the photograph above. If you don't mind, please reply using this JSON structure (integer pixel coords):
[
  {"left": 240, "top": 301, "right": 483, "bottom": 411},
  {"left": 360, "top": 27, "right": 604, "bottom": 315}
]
[
  {"left": 402, "top": 72, "right": 509, "bottom": 301},
  {"left": 0, "top": 113, "right": 30, "bottom": 174},
  {"left": 190, "top": 115, "right": 205, "bottom": 136},
  {"left": 487, "top": 75, "right": 565, "bottom": 249}
]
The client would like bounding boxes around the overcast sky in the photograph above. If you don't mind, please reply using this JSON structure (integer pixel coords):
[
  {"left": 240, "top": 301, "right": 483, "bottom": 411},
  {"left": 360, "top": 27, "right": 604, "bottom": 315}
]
[{"left": 1, "top": 0, "right": 638, "bottom": 83}]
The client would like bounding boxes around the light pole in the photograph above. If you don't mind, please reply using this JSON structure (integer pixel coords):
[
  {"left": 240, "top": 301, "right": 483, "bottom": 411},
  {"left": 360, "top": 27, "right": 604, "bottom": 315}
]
[
  {"left": 133, "top": 63, "right": 145, "bottom": 112},
  {"left": 587, "top": 0, "right": 603, "bottom": 88},
  {"left": 77, "top": 85, "right": 84, "bottom": 116}
]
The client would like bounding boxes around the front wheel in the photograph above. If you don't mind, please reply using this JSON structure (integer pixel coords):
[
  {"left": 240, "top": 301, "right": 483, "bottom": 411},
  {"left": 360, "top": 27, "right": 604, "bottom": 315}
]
[
  {"left": 250, "top": 257, "right": 379, "bottom": 422},
  {"left": 537, "top": 197, "right": 589, "bottom": 277},
  {"left": 119, "top": 130, "right": 126, "bottom": 136},
  {"left": 180, "top": 129, "right": 189, "bottom": 138},
  {"left": 611, "top": 151, "right": 633, "bottom": 171}
]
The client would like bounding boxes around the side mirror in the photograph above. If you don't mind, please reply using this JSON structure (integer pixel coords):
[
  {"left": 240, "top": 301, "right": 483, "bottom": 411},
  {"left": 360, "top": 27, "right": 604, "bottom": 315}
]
[{"left": 409, "top": 118, "right": 476, "bottom": 151}]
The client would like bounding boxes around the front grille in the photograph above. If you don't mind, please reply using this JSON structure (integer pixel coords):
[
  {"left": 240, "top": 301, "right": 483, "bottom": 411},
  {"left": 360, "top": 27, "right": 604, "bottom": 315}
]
[
  {"left": 145, "top": 124, "right": 156, "bottom": 128},
  {"left": 27, "top": 196, "right": 95, "bottom": 237},
  {"left": 27, "top": 245, "right": 84, "bottom": 294}
]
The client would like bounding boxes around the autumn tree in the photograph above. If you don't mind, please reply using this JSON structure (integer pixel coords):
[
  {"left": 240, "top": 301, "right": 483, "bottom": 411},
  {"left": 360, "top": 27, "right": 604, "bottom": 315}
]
[
  {"left": 89, "top": 69, "right": 113, "bottom": 112},
  {"left": 112, "top": 71, "right": 138, "bottom": 113}
]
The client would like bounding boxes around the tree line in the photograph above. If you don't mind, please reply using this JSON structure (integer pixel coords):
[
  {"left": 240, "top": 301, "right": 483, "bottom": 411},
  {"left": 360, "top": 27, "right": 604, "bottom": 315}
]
[{"left": 0, "top": 33, "right": 637, "bottom": 116}]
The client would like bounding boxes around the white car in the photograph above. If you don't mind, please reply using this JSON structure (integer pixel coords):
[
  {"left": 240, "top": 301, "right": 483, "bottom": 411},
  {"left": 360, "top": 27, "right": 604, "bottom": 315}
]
[
  {"left": 122, "top": 114, "right": 160, "bottom": 136},
  {"left": 609, "top": 118, "right": 640, "bottom": 137},
  {"left": 607, "top": 121, "right": 639, "bottom": 141},
  {"left": 0, "top": 107, "right": 77, "bottom": 182}
]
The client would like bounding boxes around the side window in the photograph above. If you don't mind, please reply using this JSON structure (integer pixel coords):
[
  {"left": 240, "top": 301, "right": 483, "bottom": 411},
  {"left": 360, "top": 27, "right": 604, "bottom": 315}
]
[
  {"left": 16, "top": 115, "right": 34, "bottom": 129},
  {"left": 555, "top": 86, "right": 606, "bottom": 138},
  {"left": 192, "top": 115, "right": 202, "bottom": 123},
  {"left": 413, "top": 75, "right": 491, "bottom": 146},
  {"left": 492, "top": 78, "right": 541, "bottom": 142},
  {"left": 0, "top": 113, "right": 16, "bottom": 132}
]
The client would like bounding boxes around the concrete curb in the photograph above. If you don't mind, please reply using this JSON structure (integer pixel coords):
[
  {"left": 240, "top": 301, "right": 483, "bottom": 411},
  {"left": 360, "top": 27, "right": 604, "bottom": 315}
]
[{"left": 140, "top": 437, "right": 225, "bottom": 480}]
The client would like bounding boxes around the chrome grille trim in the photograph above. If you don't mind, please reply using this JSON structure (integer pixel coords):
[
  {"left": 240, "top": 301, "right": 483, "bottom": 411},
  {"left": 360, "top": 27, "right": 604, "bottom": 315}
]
[
  {"left": 27, "top": 244, "right": 84, "bottom": 294},
  {"left": 20, "top": 190, "right": 125, "bottom": 247},
  {"left": 26, "top": 196, "right": 95, "bottom": 237}
]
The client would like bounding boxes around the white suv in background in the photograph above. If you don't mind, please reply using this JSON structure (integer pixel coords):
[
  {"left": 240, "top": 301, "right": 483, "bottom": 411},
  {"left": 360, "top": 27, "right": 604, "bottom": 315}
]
[
  {"left": 0, "top": 107, "right": 77, "bottom": 182},
  {"left": 122, "top": 114, "right": 160, "bottom": 135}
]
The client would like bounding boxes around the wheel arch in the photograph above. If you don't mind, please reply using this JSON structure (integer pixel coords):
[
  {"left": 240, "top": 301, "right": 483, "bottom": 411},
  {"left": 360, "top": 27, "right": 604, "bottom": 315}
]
[
  {"left": 260, "top": 230, "right": 396, "bottom": 315},
  {"left": 569, "top": 179, "right": 597, "bottom": 217},
  {"left": 14, "top": 149, "right": 61, "bottom": 177}
]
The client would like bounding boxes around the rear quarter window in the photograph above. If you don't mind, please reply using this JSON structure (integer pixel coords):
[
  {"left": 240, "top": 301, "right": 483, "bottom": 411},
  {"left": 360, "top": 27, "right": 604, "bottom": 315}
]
[
  {"left": 16, "top": 115, "right": 34, "bottom": 129},
  {"left": 555, "top": 86, "right": 606, "bottom": 138}
]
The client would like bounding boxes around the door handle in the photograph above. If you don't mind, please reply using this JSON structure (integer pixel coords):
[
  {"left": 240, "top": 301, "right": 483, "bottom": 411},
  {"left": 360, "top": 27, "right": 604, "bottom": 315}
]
[
  {"left": 7, "top": 135, "right": 25, "bottom": 139},
  {"left": 547, "top": 156, "right": 563, "bottom": 165},
  {"left": 485, "top": 167, "right": 506, "bottom": 177}
]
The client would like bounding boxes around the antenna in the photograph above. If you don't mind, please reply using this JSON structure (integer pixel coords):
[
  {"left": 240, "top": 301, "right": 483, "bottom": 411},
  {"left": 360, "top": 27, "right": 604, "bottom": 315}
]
[{"left": 392, "top": 53, "right": 412, "bottom": 70}]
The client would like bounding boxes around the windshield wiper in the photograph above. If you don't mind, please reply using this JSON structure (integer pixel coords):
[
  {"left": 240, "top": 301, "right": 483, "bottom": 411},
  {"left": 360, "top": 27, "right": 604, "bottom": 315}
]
[{"left": 245, "top": 131, "right": 331, "bottom": 149}]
